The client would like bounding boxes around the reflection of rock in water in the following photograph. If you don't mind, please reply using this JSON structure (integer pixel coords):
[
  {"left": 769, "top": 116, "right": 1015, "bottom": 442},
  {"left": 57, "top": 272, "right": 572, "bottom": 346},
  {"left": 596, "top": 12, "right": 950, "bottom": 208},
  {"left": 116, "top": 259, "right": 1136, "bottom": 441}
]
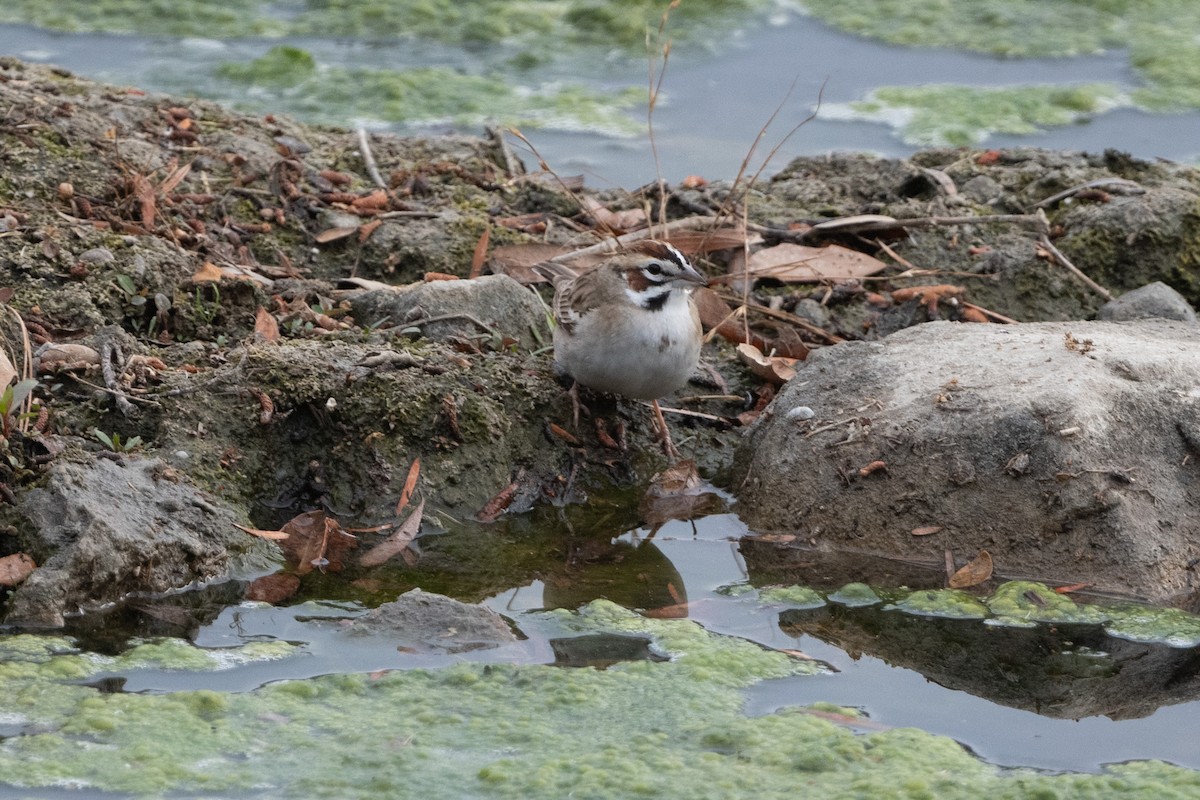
[
  {"left": 777, "top": 603, "right": 1200, "bottom": 721},
  {"left": 542, "top": 538, "right": 686, "bottom": 615},
  {"left": 550, "top": 633, "right": 667, "bottom": 669}
]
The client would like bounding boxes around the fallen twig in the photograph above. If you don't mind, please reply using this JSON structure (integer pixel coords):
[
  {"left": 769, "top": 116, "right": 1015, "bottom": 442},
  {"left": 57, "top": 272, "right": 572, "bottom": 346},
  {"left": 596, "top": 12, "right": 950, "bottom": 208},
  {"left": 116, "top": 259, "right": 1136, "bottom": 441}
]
[
  {"left": 962, "top": 302, "right": 1018, "bottom": 324},
  {"left": 1034, "top": 178, "right": 1144, "bottom": 209},
  {"left": 1036, "top": 233, "right": 1114, "bottom": 301},
  {"left": 808, "top": 213, "right": 1049, "bottom": 237},
  {"left": 356, "top": 128, "right": 387, "bottom": 190}
]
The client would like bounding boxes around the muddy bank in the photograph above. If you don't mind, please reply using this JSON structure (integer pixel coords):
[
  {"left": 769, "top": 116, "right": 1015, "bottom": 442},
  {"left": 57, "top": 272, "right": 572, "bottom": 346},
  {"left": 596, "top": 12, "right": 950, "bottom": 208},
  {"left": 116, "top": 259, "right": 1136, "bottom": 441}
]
[{"left": 1, "top": 57, "right": 1199, "bottom": 623}]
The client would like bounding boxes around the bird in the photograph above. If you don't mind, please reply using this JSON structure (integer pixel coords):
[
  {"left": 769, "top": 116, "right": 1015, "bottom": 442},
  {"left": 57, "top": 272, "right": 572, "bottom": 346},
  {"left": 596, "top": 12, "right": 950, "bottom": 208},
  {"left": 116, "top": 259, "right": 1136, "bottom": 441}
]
[{"left": 535, "top": 239, "right": 706, "bottom": 459}]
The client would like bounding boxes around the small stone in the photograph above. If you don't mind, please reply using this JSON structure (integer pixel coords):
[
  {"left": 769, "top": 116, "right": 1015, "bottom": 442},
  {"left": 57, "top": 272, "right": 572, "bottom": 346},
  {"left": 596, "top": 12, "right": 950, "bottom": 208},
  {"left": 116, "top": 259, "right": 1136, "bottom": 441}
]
[{"left": 787, "top": 406, "right": 815, "bottom": 420}]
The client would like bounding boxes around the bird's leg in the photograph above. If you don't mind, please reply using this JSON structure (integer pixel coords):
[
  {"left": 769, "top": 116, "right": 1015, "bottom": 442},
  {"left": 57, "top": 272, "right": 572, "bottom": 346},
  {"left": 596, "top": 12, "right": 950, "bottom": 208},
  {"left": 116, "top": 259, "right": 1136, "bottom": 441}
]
[
  {"left": 651, "top": 399, "right": 680, "bottom": 461},
  {"left": 566, "top": 380, "right": 589, "bottom": 428}
]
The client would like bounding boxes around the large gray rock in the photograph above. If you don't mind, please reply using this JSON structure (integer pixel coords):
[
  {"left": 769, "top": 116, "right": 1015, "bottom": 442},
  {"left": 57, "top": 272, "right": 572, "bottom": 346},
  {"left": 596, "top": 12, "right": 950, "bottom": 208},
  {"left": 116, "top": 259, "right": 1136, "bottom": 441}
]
[
  {"left": 7, "top": 458, "right": 273, "bottom": 627},
  {"left": 732, "top": 319, "right": 1200, "bottom": 604},
  {"left": 1098, "top": 281, "right": 1197, "bottom": 323},
  {"left": 348, "top": 274, "right": 546, "bottom": 349}
]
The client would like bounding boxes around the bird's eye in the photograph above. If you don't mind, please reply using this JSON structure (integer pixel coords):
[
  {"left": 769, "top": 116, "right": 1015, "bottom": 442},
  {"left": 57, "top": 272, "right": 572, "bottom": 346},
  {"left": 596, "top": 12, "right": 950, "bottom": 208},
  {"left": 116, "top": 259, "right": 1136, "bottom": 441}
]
[{"left": 645, "top": 262, "right": 664, "bottom": 276}]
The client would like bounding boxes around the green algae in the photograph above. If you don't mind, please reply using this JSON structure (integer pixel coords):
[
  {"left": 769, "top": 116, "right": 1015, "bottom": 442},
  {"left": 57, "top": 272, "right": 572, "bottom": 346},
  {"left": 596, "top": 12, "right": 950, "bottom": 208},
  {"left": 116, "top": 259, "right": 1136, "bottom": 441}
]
[
  {"left": 213, "top": 45, "right": 645, "bottom": 136},
  {"left": 1104, "top": 604, "right": 1200, "bottom": 648},
  {"left": 758, "top": 584, "right": 826, "bottom": 610},
  {"left": 985, "top": 581, "right": 1111, "bottom": 627},
  {"left": 835, "top": 83, "right": 1126, "bottom": 147},
  {"left": 0, "top": 601, "right": 1198, "bottom": 797},
  {"left": 803, "top": 1, "right": 1200, "bottom": 144},
  {"left": 0, "top": 0, "right": 761, "bottom": 50},
  {"left": 889, "top": 588, "right": 990, "bottom": 620},
  {"left": 827, "top": 581, "right": 882, "bottom": 607}
]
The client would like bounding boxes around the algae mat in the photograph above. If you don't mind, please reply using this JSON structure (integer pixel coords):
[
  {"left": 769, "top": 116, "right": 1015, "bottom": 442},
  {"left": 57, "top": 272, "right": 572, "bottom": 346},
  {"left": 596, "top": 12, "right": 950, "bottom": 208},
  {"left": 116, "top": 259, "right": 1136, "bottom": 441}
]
[{"left": 0, "top": 602, "right": 1196, "bottom": 798}]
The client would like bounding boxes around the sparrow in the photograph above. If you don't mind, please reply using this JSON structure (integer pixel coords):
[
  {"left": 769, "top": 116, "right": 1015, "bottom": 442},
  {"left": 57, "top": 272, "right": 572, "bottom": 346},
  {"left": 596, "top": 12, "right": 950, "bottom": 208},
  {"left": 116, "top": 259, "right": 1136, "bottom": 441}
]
[{"left": 536, "top": 239, "right": 706, "bottom": 458}]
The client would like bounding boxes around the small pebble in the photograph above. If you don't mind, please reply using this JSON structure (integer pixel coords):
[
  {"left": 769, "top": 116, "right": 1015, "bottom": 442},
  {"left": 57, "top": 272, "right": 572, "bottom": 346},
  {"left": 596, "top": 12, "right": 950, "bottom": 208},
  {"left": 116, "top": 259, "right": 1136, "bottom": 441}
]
[{"left": 787, "top": 406, "right": 815, "bottom": 420}]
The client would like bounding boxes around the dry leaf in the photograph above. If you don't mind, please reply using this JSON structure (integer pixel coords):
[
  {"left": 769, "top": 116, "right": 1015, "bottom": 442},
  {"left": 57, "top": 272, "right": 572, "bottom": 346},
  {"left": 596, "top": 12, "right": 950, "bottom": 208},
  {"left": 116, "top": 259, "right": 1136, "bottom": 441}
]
[
  {"left": 740, "top": 243, "right": 887, "bottom": 283},
  {"left": 736, "top": 342, "right": 797, "bottom": 385},
  {"left": 191, "top": 262, "right": 223, "bottom": 283},
  {"left": 0, "top": 552, "right": 36, "bottom": 586},
  {"left": 276, "top": 510, "right": 358, "bottom": 575},
  {"left": 315, "top": 226, "right": 358, "bottom": 244},
  {"left": 469, "top": 227, "right": 490, "bottom": 280},
  {"left": 662, "top": 227, "right": 754, "bottom": 255},
  {"left": 131, "top": 173, "right": 156, "bottom": 229},
  {"left": 1054, "top": 582, "right": 1090, "bottom": 594},
  {"left": 911, "top": 526, "right": 942, "bottom": 537},
  {"left": 359, "top": 499, "right": 424, "bottom": 567},
  {"left": 396, "top": 457, "right": 421, "bottom": 515},
  {"left": 358, "top": 218, "right": 383, "bottom": 243},
  {"left": 253, "top": 306, "right": 280, "bottom": 343},
  {"left": 351, "top": 189, "right": 389, "bottom": 210},
  {"left": 158, "top": 161, "right": 192, "bottom": 195},
  {"left": 948, "top": 550, "right": 993, "bottom": 589},
  {"left": 580, "top": 197, "right": 647, "bottom": 233}
]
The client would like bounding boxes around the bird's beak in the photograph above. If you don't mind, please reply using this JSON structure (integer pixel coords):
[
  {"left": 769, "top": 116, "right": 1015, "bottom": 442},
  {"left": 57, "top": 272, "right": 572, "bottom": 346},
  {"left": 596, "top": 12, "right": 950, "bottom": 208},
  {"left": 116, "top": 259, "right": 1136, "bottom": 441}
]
[{"left": 678, "top": 261, "right": 707, "bottom": 287}]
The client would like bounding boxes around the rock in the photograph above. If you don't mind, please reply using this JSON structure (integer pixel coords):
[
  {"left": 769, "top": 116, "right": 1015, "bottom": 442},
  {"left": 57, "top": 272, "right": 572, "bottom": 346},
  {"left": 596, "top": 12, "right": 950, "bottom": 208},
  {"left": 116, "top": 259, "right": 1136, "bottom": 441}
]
[
  {"left": 731, "top": 319, "right": 1200, "bottom": 604},
  {"left": 6, "top": 458, "right": 273, "bottom": 627},
  {"left": 1098, "top": 282, "right": 1197, "bottom": 323},
  {"left": 348, "top": 274, "right": 545, "bottom": 349},
  {"left": 1058, "top": 186, "right": 1200, "bottom": 305},
  {"left": 345, "top": 588, "right": 518, "bottom": 652}
]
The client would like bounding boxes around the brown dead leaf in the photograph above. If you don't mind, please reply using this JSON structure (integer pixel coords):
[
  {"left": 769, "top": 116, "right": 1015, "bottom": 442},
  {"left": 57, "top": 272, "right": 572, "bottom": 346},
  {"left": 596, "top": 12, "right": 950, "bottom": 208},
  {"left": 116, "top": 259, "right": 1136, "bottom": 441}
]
[
  {"left": 245, "top": 572, "right": 301, "bottom": 604},
  {"left": 315, "top": 226, "right": 358, "bottom": 244},
  {"left": 663, "top": 227, "right": 754, "bottom": 256},
  {"left": 736, "top": 342, "right": 797, "bottom": 385},
  {"left": 253, "top": 306, "right": 280, "bottom": 343},
  {"left": 360, "top": 499, "right": 424, "bottom": 567},
  {"left": 0, "top": 552, "right": 36, "bottom": 586},
  {"left": 891, "top": 284, "right": 965, "bottom": 315},
  {"left": 352, "top": 190, "right": 389, "bottom": 210},
  {"left": 1054, "top": 582, "right": 1090, "bottom": 594},
  {"left": 131, "top": 173, "right": 156, "bottom": 229},
  {"left": 191, "top": 261, "right": 223, "bottom": 283},
  {"left": 469, "top": 227, "right": 490, "bottom": 280},
  {"left": 277, "top": 510, "right": 358, "bottom": 575},
  {"left": 358, "top": 218, "right": 383, "bottom": 243},
  {"left": 477, "top": 474, "right": 522, "bottom": 523},
  {"left": 494, "top": 212, "right": 552, "bottom": 233},
  {"left": 911, "top": 526, "right": 943, "bottom": 537},
  {"left": 581, "top": 197, "right": 647, "bottom": 233},
  {"left": 547, "top": 422, "right": 579, "bottom": 445},
  {"left": 739, "top": 243, "right": 887, "bottom": 283},
  {"left": 396, "top": 457, "right": 421, "bottom": 515},
  {"left": 158, "top": 161, "right": 192, "bottom": 195},
  {"left": 948, "top": 550, "right": 993, "bottom": 589},
  {"left": 693, "top": 288, "right": 806, "bottom": 359}
]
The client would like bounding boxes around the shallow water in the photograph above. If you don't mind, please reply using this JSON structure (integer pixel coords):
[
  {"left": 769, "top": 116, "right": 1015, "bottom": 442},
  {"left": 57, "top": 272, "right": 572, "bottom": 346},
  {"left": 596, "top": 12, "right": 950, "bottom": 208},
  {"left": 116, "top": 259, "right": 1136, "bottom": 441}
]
[
  {"left": 28, "top": 507, "right": 1198, "bottom": 779},
  {"left": 2, "top": 14, "right": 1197, "bottom": 188}
]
